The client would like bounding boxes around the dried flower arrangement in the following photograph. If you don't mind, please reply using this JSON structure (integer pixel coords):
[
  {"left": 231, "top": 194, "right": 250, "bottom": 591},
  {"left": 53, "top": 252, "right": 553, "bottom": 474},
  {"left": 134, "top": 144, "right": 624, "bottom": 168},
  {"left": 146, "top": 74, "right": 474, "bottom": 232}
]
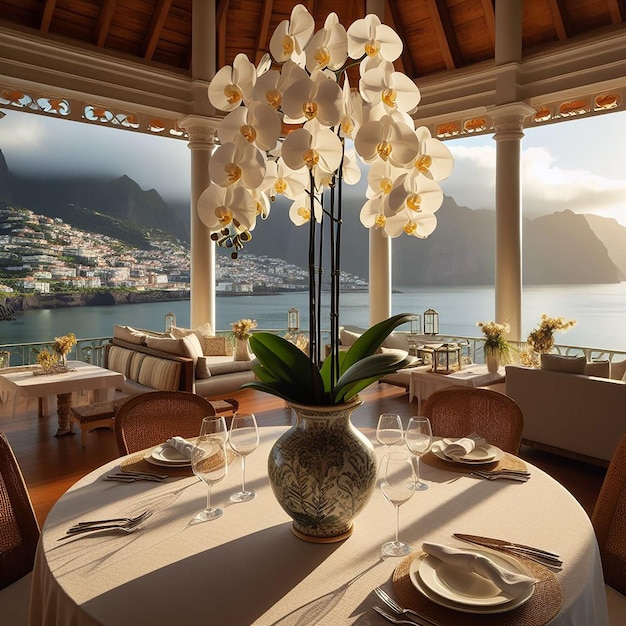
[{"left": 520, "top": 314, "right": 576, "bottom": 366}]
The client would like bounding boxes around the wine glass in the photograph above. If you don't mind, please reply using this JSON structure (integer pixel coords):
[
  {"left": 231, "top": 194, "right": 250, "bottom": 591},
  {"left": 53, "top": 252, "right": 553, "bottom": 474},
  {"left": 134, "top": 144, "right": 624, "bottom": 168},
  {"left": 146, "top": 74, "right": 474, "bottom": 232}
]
[
  {"left": 228, "top": 413, "right": 259, "bottom": 503},
  {"left": 379, "top": 451, "right": 415, "bottom": 557},
  {"left": 191, "top": 416, "right": 228, "bottom": 522},
  {"left": 405, "top": 416, "right": 433, "bottom": 491},
  {"left": 376, "top": 413, "right": 404, "bottom": 449}
]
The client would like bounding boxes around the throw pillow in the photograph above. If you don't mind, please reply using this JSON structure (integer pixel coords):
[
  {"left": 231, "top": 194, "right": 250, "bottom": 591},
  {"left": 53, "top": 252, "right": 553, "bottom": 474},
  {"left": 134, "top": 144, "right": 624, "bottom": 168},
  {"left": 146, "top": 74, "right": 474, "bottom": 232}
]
[
  {"left": 382, "top": 332, "right": 410, "bottom": 351},
  {"left": 204, "top": 336, "right": 233, "bottom": 356},
  {"left": 113, "top": 324, "right": 147, "bottom": 345},
  {"left": 584, "top": 360, "right": 610, "bottom": 378},
  {"left": 196, "top": 356, "right": 212, "bottom": 379},
  {"left": 540, "top": 353, "right": 586, "bottom": 374},
  {"left": 339, "top": 328, "right": 361, "bottom": 347},
  {"left": 182, "top": 332, "right": 204, "bottom": 359},
  {"left": 145, "top": 336, "right": 187, "bottom": 356},
  {"left": 171, "top": 322, "right": 213, "bottom": 346}
]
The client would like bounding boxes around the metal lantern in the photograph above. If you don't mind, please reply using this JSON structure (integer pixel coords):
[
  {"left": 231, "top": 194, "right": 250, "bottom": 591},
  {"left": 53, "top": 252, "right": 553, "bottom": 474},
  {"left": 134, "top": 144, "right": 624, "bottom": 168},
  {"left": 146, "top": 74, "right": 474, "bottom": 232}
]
[
  {"left": 164, "top": 311, "right": 176, "bottom": 333},
  {"left": 432, "top": 343, "right": 462, "bottom": 374},
  {"left": 288, "top": 308, "right": 300, "bottom": 332},
  {"left": 424, "top": 308, "right": 439, "bottom": 335},
  {"left": 410, "top": 313, "right": 422, "bottom": 334}
]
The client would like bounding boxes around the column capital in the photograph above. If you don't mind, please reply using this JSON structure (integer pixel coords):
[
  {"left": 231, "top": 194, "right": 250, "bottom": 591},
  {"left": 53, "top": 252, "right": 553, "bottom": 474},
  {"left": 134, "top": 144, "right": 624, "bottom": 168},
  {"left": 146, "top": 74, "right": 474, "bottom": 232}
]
[
  {"left": 179, "top": 115, "right": 219, "bottom": 148},
  {"left": 489, "top": 102, "right": 536, "bottom": 140}
]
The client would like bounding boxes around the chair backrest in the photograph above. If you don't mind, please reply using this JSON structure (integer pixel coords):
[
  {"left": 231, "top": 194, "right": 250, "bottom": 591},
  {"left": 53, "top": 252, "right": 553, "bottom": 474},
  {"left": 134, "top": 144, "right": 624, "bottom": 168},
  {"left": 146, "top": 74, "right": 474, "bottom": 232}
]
[
  {"left": 0, "top": 431, "right": 40, "bottom": 589},
  {"left": 115, "top": 391, "right": 218, "bottom": 455},
  {"left": 591, "top": 434, "right": 626, "bottom": 595},
  {"left": 421, "top": 387, "right": 524, "bottom": 454}
]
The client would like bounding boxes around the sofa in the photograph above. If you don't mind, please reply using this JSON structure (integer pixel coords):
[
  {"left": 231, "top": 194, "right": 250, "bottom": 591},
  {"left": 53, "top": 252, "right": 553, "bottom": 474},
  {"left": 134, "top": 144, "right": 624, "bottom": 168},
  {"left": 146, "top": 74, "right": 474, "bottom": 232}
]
[
  {"left": 505, "top": 355, "right": 626, "bottom": 466},
  {"left": 104, "top": 324, "right": 255, "bottom": 398}
]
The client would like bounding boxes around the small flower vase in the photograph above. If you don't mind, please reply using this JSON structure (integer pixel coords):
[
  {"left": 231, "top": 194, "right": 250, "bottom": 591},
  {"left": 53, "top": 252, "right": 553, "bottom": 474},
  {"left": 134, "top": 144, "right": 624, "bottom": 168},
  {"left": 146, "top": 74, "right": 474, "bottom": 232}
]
[
  {"left": 233, "top": 337, "right": 251, "bottom": 361},
  {"left": 485, "top": 349, "right": 500, "bottom": 373}
]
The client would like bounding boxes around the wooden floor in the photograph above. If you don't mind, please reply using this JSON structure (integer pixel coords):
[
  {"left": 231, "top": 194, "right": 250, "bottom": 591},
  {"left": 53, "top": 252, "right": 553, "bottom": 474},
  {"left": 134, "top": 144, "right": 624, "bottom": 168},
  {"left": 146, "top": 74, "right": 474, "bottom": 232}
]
[{"left": 2, "top": 383, "right": 606, "bottom": 527}]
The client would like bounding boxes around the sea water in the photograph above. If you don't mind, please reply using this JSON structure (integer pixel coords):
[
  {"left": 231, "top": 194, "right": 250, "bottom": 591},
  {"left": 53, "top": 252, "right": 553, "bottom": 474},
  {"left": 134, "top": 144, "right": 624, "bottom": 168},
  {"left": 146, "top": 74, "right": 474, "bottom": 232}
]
[{"left": 1, "top": 283, "right": 625, "bottom": 352}]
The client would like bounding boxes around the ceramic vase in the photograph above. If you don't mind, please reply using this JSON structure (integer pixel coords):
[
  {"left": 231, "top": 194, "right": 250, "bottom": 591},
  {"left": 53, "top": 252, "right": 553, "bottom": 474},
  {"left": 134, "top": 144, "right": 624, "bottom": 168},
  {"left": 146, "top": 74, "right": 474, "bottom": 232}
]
[
  {"left": 233, "top": 338, "right": 251, "bottom": 361},
  {"left": 485, "top": 349, "right": 500, "bottom": 373},
  {"left": 267, "top": 395, "right": 377, "bottom": 543}
]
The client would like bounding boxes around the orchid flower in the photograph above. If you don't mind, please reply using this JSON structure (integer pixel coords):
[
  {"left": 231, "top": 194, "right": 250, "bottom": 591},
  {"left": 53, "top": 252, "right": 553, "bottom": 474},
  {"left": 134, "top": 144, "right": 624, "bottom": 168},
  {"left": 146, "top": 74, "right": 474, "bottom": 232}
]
[
  {"left": 263, "top": 159, "right": 309, "bottom": 200},
  {"left": 384, "top": 210, "right": 438, "bottom": 239},
  {"left": 354, "top": 114, "right": 419, "bottom": 168},
  {"left": 281, "top": 124, "right": 343, "bottom": 176},
  {"left": 269, "top": 3, "right": 315, "bottom": 66},
  {"left": 252, "top": 60, "right": 308, "bottom": 111},
  {"left": 305, "top": 12, "right": 348, "bottom": 73},
  {"left": 208, "top": 53, "right": 256, "bottom": 112},
  {"left": 360, "top": 66, "right": 421, "bottom": 116},
  {"left": 359, "top": 196, "right": 387, "bottom": 230},
  {"left": 218, "top": 102, "right": 281, "bottom": 152},
  {"left": 412, "top": 126, "right": 455, "bottom": 181},
  {"left": 281, "top": 74, "right": 343, "bottom": 127},
  {"left": 386, "top": 173, "right": 444, "bottom": 217},
  {"left": 288, "top": 193, "right": 322, "bottom": 226},
  {"left": 347, "top": 14, "right": 403, "bottom": 73},
  {"left": 365, "top": 160, "right": 404, "bottom": 200},
  {"left": 209, "top": 136, "right": 266, "bottom": 190},
  {"left": 197, "top": 184, "right": 257, "bottom": 232}
]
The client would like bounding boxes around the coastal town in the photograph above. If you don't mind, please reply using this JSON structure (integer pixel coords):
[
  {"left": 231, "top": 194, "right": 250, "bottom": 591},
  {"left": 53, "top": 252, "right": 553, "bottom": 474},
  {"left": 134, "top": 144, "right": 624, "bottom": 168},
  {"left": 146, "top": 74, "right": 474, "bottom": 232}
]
[{"left": 0, "top": 205, "right": 368, "bottom": 299}]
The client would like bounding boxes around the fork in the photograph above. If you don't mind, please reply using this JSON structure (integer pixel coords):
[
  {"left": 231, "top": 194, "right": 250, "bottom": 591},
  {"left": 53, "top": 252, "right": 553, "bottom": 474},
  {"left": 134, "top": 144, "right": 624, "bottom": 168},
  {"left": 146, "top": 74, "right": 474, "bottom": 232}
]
[
  {"left": 374, "top": 587, "right": 439, "bottom": 626},
  {"left": 373, "top": 606, "right": 427, "bottom": 625},
  {"left": 471, "top": 471, "right": 529, "bottom": 482},
  {"left": 72, "top": 509, "right": 153, "bottom": 527},
  {"left": 61, "top": 510, "right": 154, "bottom": 539}
]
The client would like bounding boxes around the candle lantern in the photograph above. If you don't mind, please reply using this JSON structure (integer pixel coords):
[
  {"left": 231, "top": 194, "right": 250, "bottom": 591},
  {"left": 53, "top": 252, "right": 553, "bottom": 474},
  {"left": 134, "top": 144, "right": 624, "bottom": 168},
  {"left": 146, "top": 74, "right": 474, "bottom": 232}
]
[
  {"left": 288, "top": 308, "right": 300, "bottom": 332},
  {"left": 164, "top": 312, "right": 176, "bottom": 333},
  {"left": 432, "top": 343, "right": 462, "bottom": 374},
  {"left": 424, "top": 309, "right": 439, "bottom": 335}
]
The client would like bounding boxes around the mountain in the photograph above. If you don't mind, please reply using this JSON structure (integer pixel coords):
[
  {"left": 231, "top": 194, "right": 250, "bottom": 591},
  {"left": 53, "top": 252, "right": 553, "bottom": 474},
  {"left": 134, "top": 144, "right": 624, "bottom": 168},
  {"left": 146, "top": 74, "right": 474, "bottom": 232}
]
[
  {"left": 585, "top": 214, "right": 626, "bottom": 280},
  {"left": 239, "top": 197, "right": 623, "bottom": 285},
  {"left": 0, "top": 150, "right": 189, "bottom": 244}
]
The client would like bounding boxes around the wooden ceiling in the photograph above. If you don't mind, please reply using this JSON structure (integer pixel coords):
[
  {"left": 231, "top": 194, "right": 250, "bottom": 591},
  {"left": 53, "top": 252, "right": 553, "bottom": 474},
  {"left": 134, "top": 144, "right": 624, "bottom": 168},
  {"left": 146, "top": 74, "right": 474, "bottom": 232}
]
[{"left": 0, "top": 0, "right": 624, "bottom": 80}]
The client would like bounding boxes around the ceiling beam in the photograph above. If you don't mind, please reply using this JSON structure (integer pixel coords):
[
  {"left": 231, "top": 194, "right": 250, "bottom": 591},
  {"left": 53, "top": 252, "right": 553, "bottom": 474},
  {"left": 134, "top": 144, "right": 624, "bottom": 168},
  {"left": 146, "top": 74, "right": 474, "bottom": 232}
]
[
  {"left": 546, "top": 0, "right": 571, "bottom": 40},
  {"left": 143, "top": 0, "right": 173, "bottom": 61},
  {"left": 606, "top": 0, "right": 625, "bottom": 23},
  {"left": 481, "top": 0, "right": 496, "bottom": 48},
  {"left": 428, "top": 0, "right": 462, "bottom": 70},
  {"left": 255, "top": 0, "right": 274, "bottom": 64},
  {"left": 216, "top": 0, "right": 230, "bottom": 69},
  {"left": 384, "top": 0, "right": 411, "bottom": 76},
  {"left": 95, "top": 0, "right": 117, "bottom": 48},
  {"left": 40, "top": 0, "right": 56, "bottom": 34}
]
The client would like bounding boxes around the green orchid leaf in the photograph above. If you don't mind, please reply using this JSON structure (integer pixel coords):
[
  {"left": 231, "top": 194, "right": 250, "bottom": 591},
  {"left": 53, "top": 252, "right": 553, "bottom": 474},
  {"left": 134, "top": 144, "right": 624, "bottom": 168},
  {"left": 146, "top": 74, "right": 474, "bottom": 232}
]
[
  {"left": 319, "top": 349, "right": 349, "bottom": 394},
  {"left": 334, "top": 376, "right": 380, "bottom": 404},
  {"left": 240, "top": 380, "right": 308, "bottom": 404},
  {"left": 341, "top": 313, "right": 415, "bottom": 374}
]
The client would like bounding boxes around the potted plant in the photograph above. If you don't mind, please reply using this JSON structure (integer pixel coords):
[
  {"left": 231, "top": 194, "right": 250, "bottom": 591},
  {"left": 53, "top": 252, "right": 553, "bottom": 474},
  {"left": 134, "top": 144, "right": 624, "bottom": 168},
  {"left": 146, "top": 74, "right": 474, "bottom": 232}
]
[
  {"left": 521, "top": 314, "right": 576, "bottom": 367},
  {"left": 199, "top": 5, "right": 453, "bottom": 541},
  {"left": 230, "top": 318, "right": 257, "bottom": 361},
  {"left": 478, "top": 321, "right": 512, "bottom": 373}
]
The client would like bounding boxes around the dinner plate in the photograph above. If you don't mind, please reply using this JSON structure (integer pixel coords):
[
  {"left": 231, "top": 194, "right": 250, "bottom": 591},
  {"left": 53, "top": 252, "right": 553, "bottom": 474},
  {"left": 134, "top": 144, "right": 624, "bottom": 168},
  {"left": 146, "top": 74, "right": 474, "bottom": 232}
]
[
  {"left": 143, "top": 444, "right": 191, "bottom": 467},
  {"left": 431, "top": 441, "right": 503, "bottom": 465},
  {"left": 409, "top": 551, "right": 535, "bottom": 614}
]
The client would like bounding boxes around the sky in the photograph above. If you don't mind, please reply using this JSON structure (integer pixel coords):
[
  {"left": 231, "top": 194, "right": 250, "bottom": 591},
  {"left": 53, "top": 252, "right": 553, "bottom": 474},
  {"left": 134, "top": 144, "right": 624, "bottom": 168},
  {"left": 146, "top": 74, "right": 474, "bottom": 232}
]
[{"left": 0, "top": 107, "right": 625, "bottom": 225}]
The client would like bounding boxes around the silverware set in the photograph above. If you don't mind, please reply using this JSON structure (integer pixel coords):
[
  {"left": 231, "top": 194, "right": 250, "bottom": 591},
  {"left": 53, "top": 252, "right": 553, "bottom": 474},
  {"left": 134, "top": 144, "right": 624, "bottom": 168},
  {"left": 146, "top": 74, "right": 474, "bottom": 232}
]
[
  {"left": 374, "top": 587, "right": 438, "bottom": 625},
  {"left": 105, "top": 471, "right": 168, "bottom": 482},
  {"left": 470, "top": 469, "right": 530, "bottom": 482},
  {"left": 58, "top": 509, "right": 154, "bottom": 540}
]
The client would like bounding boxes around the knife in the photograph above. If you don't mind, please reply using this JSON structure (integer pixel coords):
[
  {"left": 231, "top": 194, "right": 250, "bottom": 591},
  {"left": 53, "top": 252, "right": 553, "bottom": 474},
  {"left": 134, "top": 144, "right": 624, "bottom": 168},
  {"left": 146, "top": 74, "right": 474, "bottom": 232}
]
[{"left": 453, "top": 533, "right": 563, "bottom": 564}]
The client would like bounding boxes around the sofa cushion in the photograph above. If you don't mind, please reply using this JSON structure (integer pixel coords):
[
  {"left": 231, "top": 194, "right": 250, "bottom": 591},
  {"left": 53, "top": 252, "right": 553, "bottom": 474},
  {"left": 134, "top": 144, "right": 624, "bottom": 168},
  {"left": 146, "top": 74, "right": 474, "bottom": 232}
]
[
  {"left": 196, "top": 356, "right": 212, "bottom": 379},
  {"left": 171, "top": 322, "right": 213, "bottom": 346},
  {"left": 585, "top": 360, "right": 610, "bottom": 378},
  {"left": 339, "top": 328, "right": 362, "bottom": 347},
  {"left": 611, "top": 359, "right": 626, "bottom": 381},
  {"left": 540, "top": 353, "right": 586, "bottom": 374},
  {"left": 145, "top": 336, "right": 187, "bottom": 356},
  {"left": 382, "top": 333, "right": 410, "bottom": 351},
  {"left": 136, "top": 356, "right": 182, "bottom": 391},
  {"left": 113, "top": 325, "right": 146, "bottom": 345},
  {"left": 203, "top": 357, "right": 254, "bottom": 376},
  {"left": 107, "top": 346, "right": 135, "bottom": 376}
]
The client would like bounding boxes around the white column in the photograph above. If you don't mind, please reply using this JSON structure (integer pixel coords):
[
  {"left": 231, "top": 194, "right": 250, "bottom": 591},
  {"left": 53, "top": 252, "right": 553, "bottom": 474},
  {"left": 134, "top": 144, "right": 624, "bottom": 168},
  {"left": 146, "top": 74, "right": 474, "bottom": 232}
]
[
  {"left": 491, "top": 103, "right": 534, "bottom": 341},
  {"left": 180, "top": 118, "right": 218, "bottom": 329},
  {"left": 366, "top": 0, "right": 392, "bottom": 325}
]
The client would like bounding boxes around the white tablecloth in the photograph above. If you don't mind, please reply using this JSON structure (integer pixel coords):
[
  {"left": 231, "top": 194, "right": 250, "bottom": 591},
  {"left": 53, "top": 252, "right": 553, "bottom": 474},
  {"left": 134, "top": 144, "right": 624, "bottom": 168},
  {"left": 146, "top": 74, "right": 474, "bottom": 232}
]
[{"left": 29, "top": 426, "right": 608, "bottom": 626}]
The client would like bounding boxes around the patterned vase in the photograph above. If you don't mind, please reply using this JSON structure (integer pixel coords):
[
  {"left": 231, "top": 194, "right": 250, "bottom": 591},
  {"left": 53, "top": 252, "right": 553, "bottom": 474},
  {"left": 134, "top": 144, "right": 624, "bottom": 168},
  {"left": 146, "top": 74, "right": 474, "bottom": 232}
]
[
  {"left": 267, "top": 395, "right": 377, "bottom": 542},
  {"left": 233, "top": 338, "right": 251, "bottom": 361}
]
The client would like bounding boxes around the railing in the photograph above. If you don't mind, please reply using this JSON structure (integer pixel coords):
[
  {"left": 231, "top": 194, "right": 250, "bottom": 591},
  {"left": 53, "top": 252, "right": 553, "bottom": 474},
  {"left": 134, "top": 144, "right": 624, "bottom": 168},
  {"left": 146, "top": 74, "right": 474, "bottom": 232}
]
[{"left": 0, "top": 337, "right": 112, "bottom": 368}]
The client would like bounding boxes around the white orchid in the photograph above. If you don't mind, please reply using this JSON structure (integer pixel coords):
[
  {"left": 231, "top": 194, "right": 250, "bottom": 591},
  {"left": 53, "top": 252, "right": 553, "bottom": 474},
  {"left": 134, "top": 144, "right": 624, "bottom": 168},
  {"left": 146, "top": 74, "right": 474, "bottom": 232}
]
[
  {"left": 360, "top": 66, "right": 421, "bottom": 116},
  {"left": 197, "top": 184, "right": 257, "bottom": 232},
  {"left": 412, "top": 126, "right": 455, "bottom": 181},
  {"left": 252, "top": 60, "right": 308, "bottom": 111},
  {"left": 359, "top": 196, "right": 387, "bottom": 230},
  {"left": 386, "top": 172, "right": 444, "bottom": 218},
  {"left": 354, "top": 114, "right": 419, "bottom": 167},
  {"left": 218, "top": 102, "right": 281, "bottom": 152},
  {"left": 209, "top": 136, "right": 266, "bottom": 190},
  {"left": 384, "top": 210, "right": 438, "bottom": 239},
  {"left": 288, "top": 193, "right": 322, "bottom": 226},
  {"left": 269, "top": 3, "right": 315, "bottom": 66},
  {"left": 305, "top": 12, "right": 348, "bottom": 73},
  {"left": 281, "top": 75, "right": 343, "bottom": 126},
  {"left": 365, "top": 160, "right": 404, "bottom": 200},
  {"left": 208, "top": 53, "right": 256, "bottom": 112},
  {"left": 347, "top": 14, "right": 403, "bottom": 73},
  {"left": 263, "top": 159, "right": 309, "bottom": 200},
  {"left": 281, "top": 124, "right": 343, "bottom": 176}
]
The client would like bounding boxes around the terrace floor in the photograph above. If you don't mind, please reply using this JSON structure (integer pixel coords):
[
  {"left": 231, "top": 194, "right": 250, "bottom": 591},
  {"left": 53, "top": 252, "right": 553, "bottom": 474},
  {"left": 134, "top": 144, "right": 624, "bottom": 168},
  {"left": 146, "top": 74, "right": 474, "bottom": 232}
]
[{"left": 1, "top": 383, "right": 607, "bottom": 527}]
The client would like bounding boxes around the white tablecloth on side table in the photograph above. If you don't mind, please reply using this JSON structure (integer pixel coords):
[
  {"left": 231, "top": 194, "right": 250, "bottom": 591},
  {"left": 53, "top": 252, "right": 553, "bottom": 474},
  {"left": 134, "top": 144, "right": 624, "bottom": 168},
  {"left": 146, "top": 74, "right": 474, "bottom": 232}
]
[{"left": 29, "top": 425, "right": 608, "bottom": 626}]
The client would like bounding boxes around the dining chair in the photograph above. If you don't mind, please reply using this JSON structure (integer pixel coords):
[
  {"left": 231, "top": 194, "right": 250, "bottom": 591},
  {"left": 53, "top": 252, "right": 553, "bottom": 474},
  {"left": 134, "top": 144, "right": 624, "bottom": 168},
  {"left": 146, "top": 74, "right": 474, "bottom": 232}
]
[
  {"left": 0, "top": 431, "right": 41, "bottom": 625},
  {"left": 421, "top": 386, "right": 524, "bottom": 454},
  {"left": 114, "top": 390, "right": 220, "bottom": 455},
  {"left": 591, "top": 434, "right": 626, "bottom": 623}
]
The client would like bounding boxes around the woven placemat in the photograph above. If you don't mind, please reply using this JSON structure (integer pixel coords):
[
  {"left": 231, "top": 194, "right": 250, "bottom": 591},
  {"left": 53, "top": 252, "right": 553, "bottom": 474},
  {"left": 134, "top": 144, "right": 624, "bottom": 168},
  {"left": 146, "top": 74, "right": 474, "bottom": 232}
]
[
  {"left": 119, "top": 447, "right": 235, "bottom": 477},
  {"left": 422, "top": 451, "right": 527, "bottom": 473},
  {"left": 393, "top": 551, "right": 562, "bottom": 626}
]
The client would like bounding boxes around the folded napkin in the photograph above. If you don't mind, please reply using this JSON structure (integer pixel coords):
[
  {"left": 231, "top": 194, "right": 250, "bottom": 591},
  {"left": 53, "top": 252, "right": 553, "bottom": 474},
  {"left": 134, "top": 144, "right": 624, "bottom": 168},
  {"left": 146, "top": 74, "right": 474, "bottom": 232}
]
[
  {"left": 422, "top": 542, "right": 536, "bottom": 598},
  {"left": 442, "top": 433, "right": 487, "bottom": 460},
  {"left": 164, "top": 436, "right": 199, "bottom": 459}
]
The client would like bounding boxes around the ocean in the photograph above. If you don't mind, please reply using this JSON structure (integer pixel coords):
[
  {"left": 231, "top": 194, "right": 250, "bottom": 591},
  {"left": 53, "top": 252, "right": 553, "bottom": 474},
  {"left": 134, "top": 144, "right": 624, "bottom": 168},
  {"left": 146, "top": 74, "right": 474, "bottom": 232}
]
[{"left": 1, "top": 283, "right": 625, "bottom": 352}]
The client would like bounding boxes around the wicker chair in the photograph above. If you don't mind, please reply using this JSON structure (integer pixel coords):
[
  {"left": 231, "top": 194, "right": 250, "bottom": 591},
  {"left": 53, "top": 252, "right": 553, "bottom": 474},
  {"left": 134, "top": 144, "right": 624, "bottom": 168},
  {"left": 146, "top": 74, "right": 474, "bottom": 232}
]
[
  {"left": 115, "top": 391, "right": 221, "bottom": 455},
  {"left": 0, "top": 431, "right": 40, "bottom": 625},
  {"left": 591, "top": 435, "right": 626, "bottom": 622},
  {"left": 421, "top": 387, "right": 524, "bottom": 455}
]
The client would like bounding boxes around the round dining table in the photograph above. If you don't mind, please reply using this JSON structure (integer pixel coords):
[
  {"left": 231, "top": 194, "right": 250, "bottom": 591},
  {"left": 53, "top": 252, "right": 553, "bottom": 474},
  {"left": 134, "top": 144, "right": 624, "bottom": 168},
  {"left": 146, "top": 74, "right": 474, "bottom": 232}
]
[{"left": 28, "top": 425, "right": 608, "bottom": 626}]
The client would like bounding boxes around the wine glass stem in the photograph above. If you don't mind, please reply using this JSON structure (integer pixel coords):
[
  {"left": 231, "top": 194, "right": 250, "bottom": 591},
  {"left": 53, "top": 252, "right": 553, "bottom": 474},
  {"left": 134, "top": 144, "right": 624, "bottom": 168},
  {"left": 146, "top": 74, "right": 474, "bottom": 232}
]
[
  {"left": 206, "top": 483, "right": 212, "bottom": 512},
  {"left": 394, "top": 504, "right": 400, "bottom": 543},
  {"left": 240, "top": 455, "right": 246, "bottom": 492},
  {"left": 413, "top": 456, "right": 421, "bottom": 483}
]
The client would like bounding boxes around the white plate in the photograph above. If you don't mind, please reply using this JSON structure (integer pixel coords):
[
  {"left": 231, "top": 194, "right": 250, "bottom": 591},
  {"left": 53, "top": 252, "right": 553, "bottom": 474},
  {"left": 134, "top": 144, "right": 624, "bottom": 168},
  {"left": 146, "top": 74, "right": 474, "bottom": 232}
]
[
  {"left": 409, "top": 551, "right": 535, "bottom": 614},
  {"left": 432, "top": 441, "right": 503, "bottom": 465},
  {"left": 143, "top": 445, "right": 191, "bottom": 467}
]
